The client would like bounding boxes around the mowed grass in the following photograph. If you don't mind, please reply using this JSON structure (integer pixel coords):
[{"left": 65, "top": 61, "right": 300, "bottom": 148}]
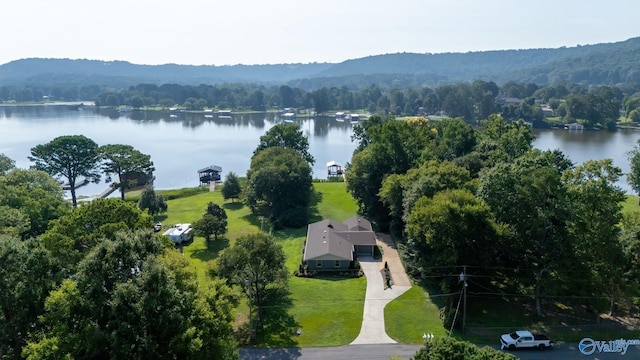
[
  {"left": 157, "top": 182, "right": 440, "bottom": 347},
  {"left": 385, "top": 285, "right": 447, "bottom": 343}
]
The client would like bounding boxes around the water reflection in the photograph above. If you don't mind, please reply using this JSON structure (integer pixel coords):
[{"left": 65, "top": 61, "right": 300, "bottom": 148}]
[{"left": 1, "top": 106, "right": 360, "bottom": 198}]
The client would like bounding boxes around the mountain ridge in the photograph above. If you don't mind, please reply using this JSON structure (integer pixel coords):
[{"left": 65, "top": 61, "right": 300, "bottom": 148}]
[{"left": 1, "top": 37, "right": 639, "bottom": 89}]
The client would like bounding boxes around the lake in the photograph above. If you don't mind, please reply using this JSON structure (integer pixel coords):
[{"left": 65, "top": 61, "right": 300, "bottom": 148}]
[
  {"left": 2, "top": 105, "right": 640, "bottom": 197},
  {"left": 0, "top": 105, "right": 359, "bottom": 199}
]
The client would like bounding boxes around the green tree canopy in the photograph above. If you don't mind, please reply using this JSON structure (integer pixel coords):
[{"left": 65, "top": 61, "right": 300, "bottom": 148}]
[
  {"left": 245, "top": 147, "right": 312, "bottom": 228},
  {"left": 563, "top": 159, "right": 626, "bottom": 314},
  {"left": 0, "top": 169, "right": 70, "bottom": 239},
  {"left": 0, "top": 237, "right": 56, "bottom": 359},
  {"left": 476, "top": 115, "right": 535, "bottom": 166},
  {"left": 0, "top": 153, "right": 15, "bottom": 175},
  {"left": 477, "top": 149, "right": 574, "bottom": 315},
  {"left": 412, "top": 337, "right": 515, "bottom": 360},
  {"left": 23, "top": 230, "right": 238, "bottom": 360},
  {"left": 41, "top": 198, "right": 153, "bottom": 274},
  {"left": 406, "top": 189, "right": 500, "bottom": 285},
  {"left": 222, "top": 172, "right": 241, "bottom": 202},
  {"left": 253, "top": 123, "right": 314, "bottom": 165},
  {"left": 626, "top": 138, "right": 640, "bottom": 202},
  {"left": 138, "top": 187, "right": 167, "bottom": 215},
  {"left": 29, "top": 135, "right": 101, "bottom": 207},
  {"left": 192, "top": 202, "right": 228, "bottom": 243},
  {"left": 100, "top": 144, "right": 155, "bottom": 200},
  {"left": 217, "top": 232, "right": 288, "bottom": 336},
  {"left": 346, "top": 116, "right": 437, "bottom": 229}
]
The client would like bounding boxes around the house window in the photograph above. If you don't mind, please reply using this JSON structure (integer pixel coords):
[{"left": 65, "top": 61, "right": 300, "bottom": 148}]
[
  {"left": 335, "top": 260, "right": 340, "bottom": 268},
  {"left": 316, "top": 260, "right": 322, "bottom": 268}
]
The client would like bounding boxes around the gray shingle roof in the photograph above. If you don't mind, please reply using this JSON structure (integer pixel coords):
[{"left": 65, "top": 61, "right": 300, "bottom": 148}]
[{"left": 303, "top": 217, "right": 376, "bottom": 261}]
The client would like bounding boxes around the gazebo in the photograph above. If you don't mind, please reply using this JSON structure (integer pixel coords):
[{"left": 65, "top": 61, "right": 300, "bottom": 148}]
[{"left": 198, "top": 165, "right": 222, "bottom": 185}]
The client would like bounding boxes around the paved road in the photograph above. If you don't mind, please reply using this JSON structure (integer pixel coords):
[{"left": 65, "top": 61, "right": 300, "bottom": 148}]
[{"left": 240, "top": 343, "right": 640, "bottom": 360}]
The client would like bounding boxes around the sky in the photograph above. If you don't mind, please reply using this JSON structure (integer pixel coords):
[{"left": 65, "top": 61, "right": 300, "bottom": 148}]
[{"left": 2, "top": 0, "right": 639, "bottom": 66}]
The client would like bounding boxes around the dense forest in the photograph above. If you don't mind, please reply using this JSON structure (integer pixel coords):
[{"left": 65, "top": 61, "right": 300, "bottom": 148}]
[
  {"left": 2, "top": 36, "right": 640, "bottom": 89},
  {"left": 3, "top": 80, "right": 640, "bottom": 131},
  {"left": 346, "top": 114, "right": 640, "bottom": 327}
]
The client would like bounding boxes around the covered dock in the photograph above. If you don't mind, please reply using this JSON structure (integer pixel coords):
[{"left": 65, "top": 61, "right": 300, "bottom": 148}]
[
  {"left": 198, "top": 165, "right": 222, "bottom": 186},
  {"left": 327, "top": 160, "right": 344, "bottom": 177}
]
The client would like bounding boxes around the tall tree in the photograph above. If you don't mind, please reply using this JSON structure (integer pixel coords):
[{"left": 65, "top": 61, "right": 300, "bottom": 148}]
[
  {"left": 217, "top": 232, "right": 288, "bottom": 335},
  {"left": 563, "top": 159, "right": 626, "bottom": 315},
  {"left": 406, "top": 189, "right": 499, "bottom": 288},
  {"left": 346, "top": 117, "right": 436, "bottom": 228},
  {"left": 23, "top": 231, "right": 239, "bottom": 360},
  {"left": 0, "top": 169, "right": 70, "bottom": 239},
  {"left": 100, "top": 144, "right": 155, "bottom": 200},
  {"left": 0, "top": 237, "right": 56, "bottom": 359},
  {"left": 477, "top": 149, "right": 574, "bottom": 316},
  {"left": 0, "top": 153, "right": 15, "bottom": 175},
  {"left": 138, "top": 187, "right": 167, "bottom": 215},
  {"left": 193, "top": 202, "right": 228, "bottom": 243},
  {"left": 41, "top": 198, "right": 153, "bottom": 275},
  {"left": 29, "top": 135, "right": 101, "bottom": 207},
  {"left": 627, "top": 138, "right": 640, "bottom": 204},
  {"left": 476, "top": 115, "right": 535, "bottom": 166},
  {"left": 222, "top": 172, "right": 241, "bottom": 202},
  {"left": 245, "top": 147, "right": 312, "bottom": 228},
  {"left": 253, "top": 123, "right": 314, "bottom": 165}
]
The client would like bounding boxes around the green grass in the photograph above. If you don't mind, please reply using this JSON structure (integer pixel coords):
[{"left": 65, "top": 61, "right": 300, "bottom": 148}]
[
  {"left": 159, "top": 182, "right": 441, "bottom": 347},
  {"left": 458, "top": 296, "right": 639, "bottom": 344},
  {"left": 386, "top": 285, "right": 448, "bottom": 343},
  {"left": 622, "top": 194, "right": 640, "bottom": 216}
]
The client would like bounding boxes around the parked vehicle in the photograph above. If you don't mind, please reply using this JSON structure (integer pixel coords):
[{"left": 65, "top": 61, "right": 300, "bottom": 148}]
[
  {"left": 162, "top": 223, "right": 193, "bottom": 244},
  {"left": 500, "top": 330, "right": 553, "bottom": 350}
]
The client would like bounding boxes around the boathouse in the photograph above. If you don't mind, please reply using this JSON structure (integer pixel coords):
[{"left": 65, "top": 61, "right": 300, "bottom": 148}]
[
  {"left": 327, "top": 160, "right": 343, "bottom": 177},
  {"left": 198, "top": 165, "right": 222, "bottom": 185}
]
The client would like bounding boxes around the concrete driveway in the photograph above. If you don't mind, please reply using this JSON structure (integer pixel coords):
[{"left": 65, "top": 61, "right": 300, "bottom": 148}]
[{"left": 350, "top": 234, "right": 412, "bottom": 345}]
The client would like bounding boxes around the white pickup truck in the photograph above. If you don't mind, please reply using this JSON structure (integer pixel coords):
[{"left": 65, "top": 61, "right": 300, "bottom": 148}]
[{"left": 500, "top": 330, "right": 553, "bottom": 350}]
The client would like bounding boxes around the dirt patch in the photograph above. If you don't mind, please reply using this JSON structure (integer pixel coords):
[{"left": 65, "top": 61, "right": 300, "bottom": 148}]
[{"left": 376, "top": 232, "right": 411, "bottom": 287}]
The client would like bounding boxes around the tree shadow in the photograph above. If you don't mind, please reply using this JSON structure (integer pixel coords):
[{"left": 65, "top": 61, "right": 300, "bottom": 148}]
[
  {"left": 153, "top": 214, "right": 168, "bottom": 223},
  {"left": 255, "top": 286, "right": 300, "bottom": 348},
  {"left": 186, "top": 236, "right": 229, "bottom": 262},
  {"left": 223, "top": 202, "right": 244, "bottom": 211},
  {"left": 307, "top": 189, "right": 323, "bottom": 223},
  {"left": 239, "top": 348, "right": 302, "bottom": 360}
]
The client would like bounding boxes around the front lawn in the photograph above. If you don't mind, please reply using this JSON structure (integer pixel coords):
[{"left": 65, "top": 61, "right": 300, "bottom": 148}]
[
  {"left": 158, "top": 182, "right": 441, "bottom": 347},
  {"left": 385, "top": 285, "right": 447, "bottom": 343}
]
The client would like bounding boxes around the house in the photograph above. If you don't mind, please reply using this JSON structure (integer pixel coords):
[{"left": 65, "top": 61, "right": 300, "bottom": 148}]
[
  {"left": 302, "top": 216, "right": 376, "bottom": 270},
  {"left": 162, "top": 223, "right": 193, "bottom": 244},
  {"left": 564, "top": 122, "right": 584, "bottom": 130}
]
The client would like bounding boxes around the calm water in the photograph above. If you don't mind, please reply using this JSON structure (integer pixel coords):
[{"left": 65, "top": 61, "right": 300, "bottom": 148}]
[
  {"left": 2, "top": 105, "right": 640, "bottom": 197},
  {"left": 533, "top": 128, "right": 640, "bottom": 193},
  {"left": 0, "top": 105, "right": 358, "bottom": 199}
]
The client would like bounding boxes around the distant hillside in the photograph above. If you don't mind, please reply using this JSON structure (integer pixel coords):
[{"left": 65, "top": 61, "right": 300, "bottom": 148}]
[{"left": 1, "top": 37, "right": 640, "bottom": 89}]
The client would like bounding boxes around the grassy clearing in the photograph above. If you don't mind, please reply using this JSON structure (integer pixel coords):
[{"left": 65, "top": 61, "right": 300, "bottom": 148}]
[
  {"left": 385, "top": 285, "right": 447, "bottom": 343},
  {"left": 158, "top": 182, "right": 441, "bottom": 347}
]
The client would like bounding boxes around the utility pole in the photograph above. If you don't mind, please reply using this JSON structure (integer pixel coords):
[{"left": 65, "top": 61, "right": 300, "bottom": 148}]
[{"left": 460, "top": 265, "right": 468, "bottom": 334}]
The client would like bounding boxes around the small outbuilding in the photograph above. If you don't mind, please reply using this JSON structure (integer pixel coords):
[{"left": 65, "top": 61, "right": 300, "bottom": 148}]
[
  {"left": 327, "top": 160, "right": 343, "bottom": 177},
  {"left": 198, "top": 165, "right": 222, "bottom": 185}
]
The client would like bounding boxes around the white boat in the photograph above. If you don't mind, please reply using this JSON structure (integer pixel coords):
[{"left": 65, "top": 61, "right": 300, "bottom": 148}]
[{"left": 283, "top": 112, "right": 296, "bottom": 122}]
